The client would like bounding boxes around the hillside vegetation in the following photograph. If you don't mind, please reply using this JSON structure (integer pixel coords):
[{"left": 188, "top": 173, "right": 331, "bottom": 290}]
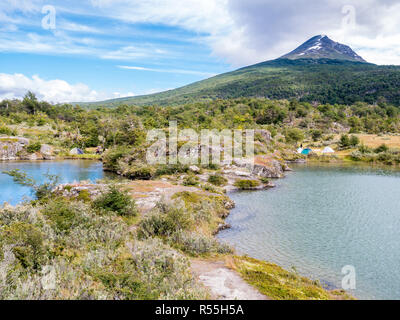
[
  {"left": 84, "top": 59, "right": 400, "bottom": 107},
  {"left": 1, "top": 94, "right": 400, "bottom": 166}
]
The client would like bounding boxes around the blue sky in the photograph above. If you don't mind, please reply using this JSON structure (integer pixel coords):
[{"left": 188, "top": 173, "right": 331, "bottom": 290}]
[
  {"left": 1, "top": 0, "right": 400, "bottom": 103},
  {"left": 0, "top": 0, "right": 233, "bottom": 102}
]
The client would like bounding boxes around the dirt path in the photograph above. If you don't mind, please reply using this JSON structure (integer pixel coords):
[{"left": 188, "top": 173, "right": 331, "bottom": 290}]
[
  {"left": 124, "top": 180, "right": 199, "bottom": 212},
  {"left": 191, "top": 259, "right": 268, "bottom": 300}
]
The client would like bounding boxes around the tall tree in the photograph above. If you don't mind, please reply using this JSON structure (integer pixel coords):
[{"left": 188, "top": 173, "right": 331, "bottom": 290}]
[{"left": 22, "top": 91, "right": 39, "bottom": 115}]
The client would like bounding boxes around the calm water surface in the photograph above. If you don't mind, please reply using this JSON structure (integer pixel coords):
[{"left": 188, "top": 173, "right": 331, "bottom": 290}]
[
  {"left": 0, "top": 160, "right": 107, "bottom": 205},
  {"left": 217, "top": 164, "right": 400, "bottom": 300}
]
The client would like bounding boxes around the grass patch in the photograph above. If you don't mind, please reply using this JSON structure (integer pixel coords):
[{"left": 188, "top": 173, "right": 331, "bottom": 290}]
[
  {"left": 233, "top": 256, "right": 353, "bottom": 300},
  {"left": 234, "top": 179, "right": 260, "bottom": 190},
  {"left": 65, "top": 154, "right": 101, "bottom": 160}
]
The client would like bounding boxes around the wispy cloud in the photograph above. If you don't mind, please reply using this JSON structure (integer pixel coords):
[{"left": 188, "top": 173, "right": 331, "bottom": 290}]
[
  {"left": 59, "top": 21, "right": 103, "bottom": 34},
  {"left": 118, "top": 65, "right": 216, "bottom": 77},
  {"left": 101, "top": 46, "right": 168, "bottom": 61}
]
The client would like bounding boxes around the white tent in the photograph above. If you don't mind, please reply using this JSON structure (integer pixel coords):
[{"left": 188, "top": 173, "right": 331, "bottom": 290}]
[
  {"left": 297, "top": 148, "right": 303, "bottom": 154},
  {"left": 70, "top": 148, "right": 84, "bottom": 155},
  {"left": 322, "top": 147, "right": 335, "bottom": 154}
]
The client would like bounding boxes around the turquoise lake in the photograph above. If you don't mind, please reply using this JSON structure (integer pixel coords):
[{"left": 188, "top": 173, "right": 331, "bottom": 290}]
[
  {"left": 0, "top": 160, "right": 107, "bottom": 205},
  {"left": 217, "top": 164, "right": 400, "bottom": 300}
]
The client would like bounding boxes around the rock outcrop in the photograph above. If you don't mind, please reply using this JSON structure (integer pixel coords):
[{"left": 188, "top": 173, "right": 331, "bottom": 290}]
[
  {"left": 233, "top": 156, "right": 285, "bottom": 179},
  {"left": 254, "top": 129, "right": 272, "bottom": 142},
  {"left": 0, "top": 137, "right": 29, "bottom": 160},
  {"left": 0, "top": 137, "right": 56, "bottom": 161}
]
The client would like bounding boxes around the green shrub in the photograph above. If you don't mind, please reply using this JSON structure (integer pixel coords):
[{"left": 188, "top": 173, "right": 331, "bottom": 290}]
[
  {"left": 93, "top": 185, "right": 137, "bottom": 216},
  {"left": 374, "top": 144, "right": 389, "bottom": 153},
  {"left": 259, "top": 177, "right": 270, "bottom": 184},
  {"left": 339, "top": 134, "right": 350, "bottom": 148},
  {"left": 127, "top": 238, "right": 207, "bottom": 299},
  {"left": 349, "top": 135, "right": 360, "bottom": 147},
  {"left": 155, "top": 164, "right": 190, "bottom": 176},
  {"left": 0, "top": 126, "right": 17, "bottom": 136},
  {"left": 102, "top": 146, "right": 131, "bottom": 171},
  {"left": 124, "top": 164, "right": 155, "bottom": 180},
  {"left": 43, "top": 199, "right": 85, "bottom": 234},
  {"left": 138, "top": 203, "right": 193, "bottom": 239},
  {"left": 202, "top": 163, "right": 220, "bottom": 170},
  {"left": 26, "top": 142, "right": 42, "bottom": 153},
  {"left": 77, "top": 189, "right": 91, "bottom": 202},
  {"left": 171, "top": 231, "right": 233, "bottom": 255},
  {"left": 183, "top": 175, "right": 199, "bottom": 186},
  {"left": 92, "top": 269, "right": 153, "bottom": 300},
  {"left": 63, "top": 185, "right": 73, "bottom": 192},
  {"left": 207, "top": 174, "right": 227, "bottom": 186},
  {"left": 310, "top": 129, "right": 322, "bottom": 141},
  {"left": 285, "top": 128, "right": 304, "bottom": 144},
  {"left": 234, "top": 179, "right": 260, "bottom": 190},
  {"left": 3, "top": 222, "right": 45, "bottom": 270},
  {"left": 358, "top": 144, "right": 372, "bottom": 154},
  {"left": 201, "top": 183, "right": 220, "bottom": 194},
  {"left": 350, "top": 151, "right": 363, "bottom": 161}
]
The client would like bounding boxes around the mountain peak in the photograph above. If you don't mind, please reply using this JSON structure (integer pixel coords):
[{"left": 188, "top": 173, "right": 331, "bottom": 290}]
[{"left": 280, "top": 35, "right": 366, "bottom": 62}]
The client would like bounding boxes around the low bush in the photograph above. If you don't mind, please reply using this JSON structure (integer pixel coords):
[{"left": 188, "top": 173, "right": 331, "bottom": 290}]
[
  {"left": 202, "top": 163, "right": 220, "bottom": 170},
  {"left": 2, "top": 222, "right": 45, "bottom": 270},
  {"left": 26, "top": 142, "right": 42, "bottom": 153},
  {"left": 0, "top": 199, "right": 205, "bottom": 300},
  {"left": 350, "top": 151, "right": 363, "bottom": 161},
  {"left": 93, "top": 185, "right": 137, "bottom": 216},
  {"left": 76, "top": 189, "right": 91, "bottom": 202},
  {"left": 234, "top": 179, "right": 260, "bottom": 190},
  {"left": 155, "top": 164, "right": 190, "bottom": 176},
  {"left": 137, "top": 202, "right": 193, "bottom": 239},
  {"left": 330, "top": 134, "right": 358, "bottom": 149},
  {"left": 102, "top": 146, "right": 131, "bottom": 171},
  {"left": 207, "top": 174, "right": 227, "bottom": 186},
  {"left": 201, "top": 183, "right": 221, "bottom": 194},
  {"left": 171, "top": 231, "right": 232, "bottom": 255},
  {"left": 183, "top": 175, "right": 199, "bottom": 186},
  {"left": 374, "top": 144, "right": 389, "bottom": 153},
  {"left": 127, "top": 238, "right": 208, "bottom": 299},
  {"left": 124, "top": 164, "right": 155, "bottom": 180},
  {"left": 358, "top": 144, "right": 372, "bottom": 154},
  {"left": 349, "top": 135, "right": 360, "bottom": 147},
  {"left": 259, "top": 177, "right": 270, "bottom": 184},
  {"left": 43, "top": 199, "right": 88, "bottom": 234},
  {"left": 0, "top": 126, "right": 17, "bottom": 136}
]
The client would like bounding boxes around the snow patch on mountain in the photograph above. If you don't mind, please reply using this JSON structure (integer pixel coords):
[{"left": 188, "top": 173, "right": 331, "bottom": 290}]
[{"left": 280, "top": 35, "right": 366, "bottom": 62}]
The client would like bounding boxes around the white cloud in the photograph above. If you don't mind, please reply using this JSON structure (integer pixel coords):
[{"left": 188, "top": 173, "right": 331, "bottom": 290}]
[
  {"left": 64, "top": 1, "right": 400, "bottom": 65},
  {"left": 88, "top": 0, "right": 400, "bottom": 66},
  {"left": 217, "top": 0, "right": 400, "bottom": 66},
  {"left": 59, "top": 21, "right": 103, "bottom": 34},
  {"left": 3, "top": 0, "right": 400, "bottom": 67},
  {"left": 0, "top": 73, "right": 134, "bottom": 103},
  {"left": 118, "top": 65, "right": 216, "bottom": 77},
  {"left": 88, "top": 0, "right": 233, "bottom": 34},
  {"left": 101, "top": 46, "right": 168, "bottom": 61}
]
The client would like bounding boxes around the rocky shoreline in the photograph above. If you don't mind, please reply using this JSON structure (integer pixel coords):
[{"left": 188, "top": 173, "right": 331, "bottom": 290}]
[{"left": 0, "top": 137, "right": 56, "bottom": 160}]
